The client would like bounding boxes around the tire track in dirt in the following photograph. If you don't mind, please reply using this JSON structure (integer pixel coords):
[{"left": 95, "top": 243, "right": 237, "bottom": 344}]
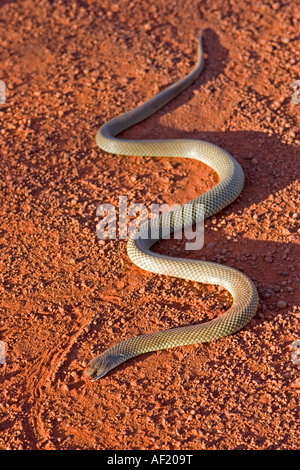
[
  {"left": 22, "top": 293, "right": 129, "bottom": 447},
  {"left": 23, "top": 318, "right": 93, "bottom": 448}
]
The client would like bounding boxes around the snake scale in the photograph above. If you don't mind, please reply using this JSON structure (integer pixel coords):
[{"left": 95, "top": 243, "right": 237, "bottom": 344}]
[{"left": 85, "top": 32, "right": 259, "bottom": 380}]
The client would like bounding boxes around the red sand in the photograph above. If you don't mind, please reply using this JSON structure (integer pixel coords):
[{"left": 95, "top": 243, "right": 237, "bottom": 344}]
[{"left": 0, "top": 0, "right": 299, "bottom": 450}]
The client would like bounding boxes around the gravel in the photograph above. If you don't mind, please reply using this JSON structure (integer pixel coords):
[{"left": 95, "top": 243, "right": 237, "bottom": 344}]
[{"left": 0, "top": 0, "right": 299, "bottom": 451}]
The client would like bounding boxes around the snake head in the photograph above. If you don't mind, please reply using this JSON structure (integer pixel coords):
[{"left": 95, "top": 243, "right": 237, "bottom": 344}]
[
  {"left": 84, "top": 353, "right": 111, "bottom": 381},
  {"left": 84, "top": 350, "right": 128, "bottom": 381}
]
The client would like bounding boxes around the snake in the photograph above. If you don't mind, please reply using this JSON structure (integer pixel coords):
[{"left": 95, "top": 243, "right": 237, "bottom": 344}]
[{"left": 85, "top": 32, "right": 259, "bottom": 381}]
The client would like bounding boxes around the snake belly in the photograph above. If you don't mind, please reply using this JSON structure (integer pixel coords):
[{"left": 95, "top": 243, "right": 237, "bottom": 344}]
[{"left": 85, "top": 32, "right": 259, "bottom": 380}]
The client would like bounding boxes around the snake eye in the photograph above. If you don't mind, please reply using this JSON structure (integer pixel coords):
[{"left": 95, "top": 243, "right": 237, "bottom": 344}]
[
  {"left": 84, "top": 365, "right": 102, "bottom": 381},
  {"left": 92, "top": 371, "right": 101, "bottom": 381},
  {"left": 92, "top": 370, "right": 106, "bottom": 381}
]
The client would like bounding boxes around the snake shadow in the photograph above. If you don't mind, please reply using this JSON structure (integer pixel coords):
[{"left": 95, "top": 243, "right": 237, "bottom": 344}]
[{"left": 89, "top": 29, "right": 299, "bottom": 376}]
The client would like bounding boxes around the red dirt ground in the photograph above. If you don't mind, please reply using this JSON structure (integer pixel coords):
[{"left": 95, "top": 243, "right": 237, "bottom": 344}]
[{"left": 0, "top": 0, "right": 299, "bottom": 450}]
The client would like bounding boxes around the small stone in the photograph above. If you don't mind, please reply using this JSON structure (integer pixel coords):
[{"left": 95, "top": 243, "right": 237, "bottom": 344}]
[
  {"left": 116, "top": 280, "right": 125, "bottom": 289},
  {"left": 277, "top": 300, "right": 287, "bottom": 309},
  {"left": 291, "top": 378, "right": 300, "bottom": 389},
  {"left": 61, "top": 383, "right": 69, "bottom": 392},
  {"left": 111, "top": 3, "right": 120, "bottom": 12},
  {"left": 263, "top": 289, "right": 274, "bottom": 298}
]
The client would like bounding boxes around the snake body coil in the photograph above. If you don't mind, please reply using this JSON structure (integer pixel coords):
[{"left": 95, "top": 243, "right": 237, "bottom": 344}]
[{"left": 85, "top": 33, "right": 259, "bottom": 380}]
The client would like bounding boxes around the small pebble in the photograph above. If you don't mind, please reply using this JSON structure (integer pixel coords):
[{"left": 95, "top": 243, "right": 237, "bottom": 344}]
[{"left": 291, "top": 378, "right": 300, "bottom": 389}]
